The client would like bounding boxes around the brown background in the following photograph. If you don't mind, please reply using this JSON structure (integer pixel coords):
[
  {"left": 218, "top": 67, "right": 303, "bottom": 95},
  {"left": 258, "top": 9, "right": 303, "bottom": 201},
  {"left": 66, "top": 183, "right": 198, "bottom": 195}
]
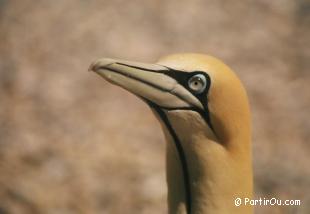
[{"left": 0, "top": 0, "right": 309, "bottom": 213}]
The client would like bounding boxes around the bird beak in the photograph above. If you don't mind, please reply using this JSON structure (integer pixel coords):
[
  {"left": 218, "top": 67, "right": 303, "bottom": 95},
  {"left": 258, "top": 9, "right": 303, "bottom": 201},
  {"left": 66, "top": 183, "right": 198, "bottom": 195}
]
[{"left": 89, "top": 58, "right": 203, "bottom": 109}]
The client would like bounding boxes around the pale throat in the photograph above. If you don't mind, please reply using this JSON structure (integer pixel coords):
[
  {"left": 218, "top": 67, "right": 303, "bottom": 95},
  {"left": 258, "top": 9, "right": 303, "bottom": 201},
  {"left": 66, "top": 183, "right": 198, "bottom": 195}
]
[{"left": 161, "top": 110, "right": 253, "bottom": 214}]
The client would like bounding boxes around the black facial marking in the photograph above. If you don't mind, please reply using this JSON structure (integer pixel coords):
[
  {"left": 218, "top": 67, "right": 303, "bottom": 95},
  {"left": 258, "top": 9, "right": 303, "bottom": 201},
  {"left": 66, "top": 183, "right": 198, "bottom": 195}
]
[
  {"left": 111, "top": 62, "right": 214, "bottom": 131},
  {"left": 161, "top": 68, "right": 214, "bottom": 132},
  {"left": 145, "top": 100, "right": 192, "bottom": 214}
]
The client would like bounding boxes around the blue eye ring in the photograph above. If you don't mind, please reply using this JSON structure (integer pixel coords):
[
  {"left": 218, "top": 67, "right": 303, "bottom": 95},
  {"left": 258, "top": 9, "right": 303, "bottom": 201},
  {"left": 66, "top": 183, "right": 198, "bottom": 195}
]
[{"left": 188, "top": 74, "right": 207, "bottom": 94}]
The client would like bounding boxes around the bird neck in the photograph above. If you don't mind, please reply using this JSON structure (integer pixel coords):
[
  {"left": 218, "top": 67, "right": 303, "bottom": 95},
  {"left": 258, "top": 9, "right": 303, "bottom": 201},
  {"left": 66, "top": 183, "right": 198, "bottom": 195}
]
[{"left": 159, "top": 110, "right": 253, "bottom": 214}]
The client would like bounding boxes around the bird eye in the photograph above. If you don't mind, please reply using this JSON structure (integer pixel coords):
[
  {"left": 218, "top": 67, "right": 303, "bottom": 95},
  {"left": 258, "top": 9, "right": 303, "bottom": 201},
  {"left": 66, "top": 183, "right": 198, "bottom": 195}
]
[{"left": 188, "top": 74, "right": 207, "bottom": 94}]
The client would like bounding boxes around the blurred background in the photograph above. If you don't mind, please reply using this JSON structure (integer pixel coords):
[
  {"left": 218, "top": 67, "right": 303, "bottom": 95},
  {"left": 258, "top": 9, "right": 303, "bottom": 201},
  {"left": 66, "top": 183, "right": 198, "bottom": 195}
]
[{"left": 0, "top": 0, "right": 309, "bottom": 213}]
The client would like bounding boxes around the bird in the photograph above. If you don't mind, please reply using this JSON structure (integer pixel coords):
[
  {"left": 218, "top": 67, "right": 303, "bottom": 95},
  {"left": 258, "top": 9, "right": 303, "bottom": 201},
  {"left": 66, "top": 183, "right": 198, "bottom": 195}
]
[{"left": 89, "top": 53, "right": 253, "bottom": 214}]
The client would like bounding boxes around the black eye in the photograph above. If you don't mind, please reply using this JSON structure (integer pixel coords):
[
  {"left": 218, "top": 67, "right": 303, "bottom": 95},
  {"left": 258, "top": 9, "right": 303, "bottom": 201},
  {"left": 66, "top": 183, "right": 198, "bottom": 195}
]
[{"left": 188, "top": 74, "right": 207, "bottom": 94}]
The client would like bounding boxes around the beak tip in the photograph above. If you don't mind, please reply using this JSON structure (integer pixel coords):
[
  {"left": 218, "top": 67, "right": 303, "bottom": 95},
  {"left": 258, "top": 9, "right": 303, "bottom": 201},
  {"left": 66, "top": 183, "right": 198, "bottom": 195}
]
[
  {"left": 88, "top": 58, "right": 116, "bottom": 73},
  {"left": 88, "top": 61, "right": 97, "bottom": 73}
]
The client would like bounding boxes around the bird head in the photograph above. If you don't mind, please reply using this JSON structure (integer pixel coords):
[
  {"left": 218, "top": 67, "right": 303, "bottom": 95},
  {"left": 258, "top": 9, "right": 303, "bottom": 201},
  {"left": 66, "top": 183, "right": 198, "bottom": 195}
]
[
  {"left": 89, "top": 53, "right": 251, "bottom": 147},
  {"left": 89, "top": 53, "right": 253, "bottom": 213}
]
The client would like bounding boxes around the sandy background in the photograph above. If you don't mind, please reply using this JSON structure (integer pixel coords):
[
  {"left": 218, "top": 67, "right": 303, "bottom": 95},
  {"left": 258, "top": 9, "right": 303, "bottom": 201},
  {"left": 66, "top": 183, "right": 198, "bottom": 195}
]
[{"left": 0, "top": 0, "right": 309, "bottom": 213}]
